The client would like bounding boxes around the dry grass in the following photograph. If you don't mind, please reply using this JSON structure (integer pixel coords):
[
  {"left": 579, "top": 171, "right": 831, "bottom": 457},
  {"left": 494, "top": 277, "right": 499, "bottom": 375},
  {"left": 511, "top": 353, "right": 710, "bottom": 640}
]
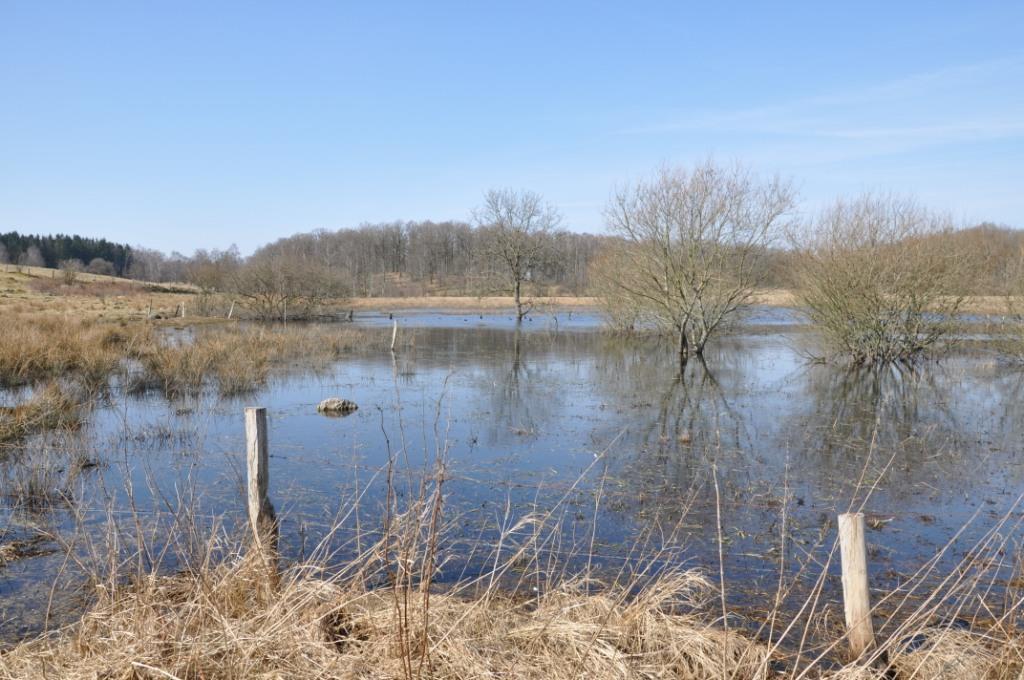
[
  {"left": 345, "top": 290, "right": 1024, "bottom": 318},
  {"left": 347, "top": 295, "right": 601, "bottom": 311},
  {"left": 2, "top": 263, "right": 1016, "bottom": 323},
  {"left": 0, "top": 314, "right": 153, "bottom": 388},
  {"left": 0, "top": 311, "right": 391, "bottom": 398},
  {"left": 0, "top": 555, "right": 773, "bottom": 679},
  {"left": 134, "top": 324, "right": 391, "bottom": 397},
  {"left": 0, "top": 434, "right": 96, "bottom": 512},
  {"left": 0, "top": 383, "right": 83, "bottom": 443},
  {"left": 1, "top": 531, "right": 1020, "bottom": 679},
  {"left": 831, "top": 628, "right": 1024, "bottom": 679},
  {"left": 0, "top": 452, "right": 1020, "bottom": 679},
  {"left": 0, "top": 267, "right": 193, "bottom": 322}
]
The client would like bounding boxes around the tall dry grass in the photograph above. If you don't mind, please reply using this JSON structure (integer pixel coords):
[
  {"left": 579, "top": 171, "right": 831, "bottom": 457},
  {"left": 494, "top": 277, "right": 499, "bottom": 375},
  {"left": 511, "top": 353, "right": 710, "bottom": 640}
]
[
  {"left": 0, "top": 314, "right": 151, "bottom": 389},
  {"left": 133, "top": 324, "right": 392, "bottom": 397},
  {"left": 1, "top": 508, "right": 1021, "bottom": 678},
  {"left": 0, "top": 313, "right": 392, "bottom": 400},
  {"left": 0, "top": 383, "right": 83, "bottom": 444},
  {"left": 0, "top": 438, "right": 1022, "bottom": 679}
]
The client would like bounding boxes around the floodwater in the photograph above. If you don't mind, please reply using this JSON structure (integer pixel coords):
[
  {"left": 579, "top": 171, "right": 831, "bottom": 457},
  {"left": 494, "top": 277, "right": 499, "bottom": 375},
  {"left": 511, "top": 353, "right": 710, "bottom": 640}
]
[{"left": 1, "top": 308, "right": 1023, "bottom": 641}]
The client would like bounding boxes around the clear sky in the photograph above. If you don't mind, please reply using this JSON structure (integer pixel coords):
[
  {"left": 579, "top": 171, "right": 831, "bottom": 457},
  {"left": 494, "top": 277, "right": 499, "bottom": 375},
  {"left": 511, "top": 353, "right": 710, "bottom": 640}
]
[{"left": 2, "top": 1, "right": 1022, "bottom": 254}]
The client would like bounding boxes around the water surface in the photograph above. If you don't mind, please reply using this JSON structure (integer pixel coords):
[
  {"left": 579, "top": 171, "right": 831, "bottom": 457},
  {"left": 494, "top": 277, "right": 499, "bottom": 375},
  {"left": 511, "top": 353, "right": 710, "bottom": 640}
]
[{"left": 1, "top": 310, "right": 1022, "bottom": 640}]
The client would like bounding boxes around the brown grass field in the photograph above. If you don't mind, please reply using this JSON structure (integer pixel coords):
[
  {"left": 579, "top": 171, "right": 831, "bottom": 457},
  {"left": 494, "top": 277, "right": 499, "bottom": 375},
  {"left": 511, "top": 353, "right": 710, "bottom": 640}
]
[
  {"left": 2, "top": 265, "right": 1018, "bottom": 320},
  {"left": 0, "top": 265, "right": 194, "bottom": 321}
]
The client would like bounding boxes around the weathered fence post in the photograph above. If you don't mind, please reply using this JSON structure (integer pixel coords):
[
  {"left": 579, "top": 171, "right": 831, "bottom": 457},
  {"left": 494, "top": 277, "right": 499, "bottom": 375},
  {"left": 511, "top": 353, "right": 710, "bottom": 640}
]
[
  {"left": 838, "top": 512, "right": 874, "bottom": 657},
  {"left": 245, "top": 407, "right": 277, "bottom": 556}
]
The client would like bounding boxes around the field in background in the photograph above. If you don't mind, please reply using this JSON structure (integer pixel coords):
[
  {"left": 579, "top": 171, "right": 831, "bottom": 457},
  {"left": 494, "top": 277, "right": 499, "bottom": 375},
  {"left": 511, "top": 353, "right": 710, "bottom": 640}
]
[
  {"left": 2, "top": 265, "right": 1018, "bottom": 321},
  {"left": 0, "top": 264, "right": 194, "bottom": 321}
]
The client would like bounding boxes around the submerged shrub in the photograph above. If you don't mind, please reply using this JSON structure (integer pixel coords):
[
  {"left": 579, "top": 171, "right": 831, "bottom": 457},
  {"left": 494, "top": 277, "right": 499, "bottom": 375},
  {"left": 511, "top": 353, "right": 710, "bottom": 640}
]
[
  {"left": 597, "top": 161, "right": 795, "bottom": 365},
  {"left": 794, "top": 195, "right": 971, "bottom": 365}
]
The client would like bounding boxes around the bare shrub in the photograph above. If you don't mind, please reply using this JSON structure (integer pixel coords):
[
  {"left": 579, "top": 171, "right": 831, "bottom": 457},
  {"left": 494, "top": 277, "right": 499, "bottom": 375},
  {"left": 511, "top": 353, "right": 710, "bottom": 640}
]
[
  {"left": 597, "top": 161, "right": 795, "bottom": 365},
  {"left": 85, "top": 257, "right": 116, "bottom": 276},
  {"left": 58, "top": 258, "right": 84, "bottom": 286},
  {"left": 794, "top": 195, "right": 970, "bottom": 364},
  {"left": 231, "top": 252, "right": 346, "bottom": 321}
]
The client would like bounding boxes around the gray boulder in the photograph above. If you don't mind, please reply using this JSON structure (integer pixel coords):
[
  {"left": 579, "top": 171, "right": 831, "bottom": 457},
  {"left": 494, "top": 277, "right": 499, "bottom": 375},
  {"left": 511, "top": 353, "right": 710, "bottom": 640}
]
[{"left": 317, "top": 398, "right": 358, "bottom": 415}]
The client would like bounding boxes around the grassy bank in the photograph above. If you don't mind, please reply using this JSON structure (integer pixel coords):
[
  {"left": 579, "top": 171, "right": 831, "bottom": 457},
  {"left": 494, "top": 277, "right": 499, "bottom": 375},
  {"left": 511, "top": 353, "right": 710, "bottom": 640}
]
[
  {"left": 0, "top": 266, "right": 193, "bottom": 322},
  {"left": 0, "top": 314, "right": 394, "bottom": 442},
  {"left": 0, "top": 513, "right": 1020, "bottom": 679}
]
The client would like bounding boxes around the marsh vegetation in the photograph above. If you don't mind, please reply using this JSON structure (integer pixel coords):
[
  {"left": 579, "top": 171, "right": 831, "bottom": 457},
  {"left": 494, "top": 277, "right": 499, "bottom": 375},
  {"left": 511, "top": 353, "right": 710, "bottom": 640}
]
[
  {"left": 0, "top": 306, "right": 1023, "bottom": 677},
  {"left": 2, "top": 164, "right": 1024, "bottom": 677}
]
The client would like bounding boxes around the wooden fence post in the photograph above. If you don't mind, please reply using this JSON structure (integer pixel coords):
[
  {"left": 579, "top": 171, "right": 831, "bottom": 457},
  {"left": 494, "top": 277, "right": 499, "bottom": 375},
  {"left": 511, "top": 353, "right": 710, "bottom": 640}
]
[
  {"left": 245, "top": 407, "right": 277, "bottom": 554},
  {"left": 838, "top": 512, "right": 874, "bottom": 657}
]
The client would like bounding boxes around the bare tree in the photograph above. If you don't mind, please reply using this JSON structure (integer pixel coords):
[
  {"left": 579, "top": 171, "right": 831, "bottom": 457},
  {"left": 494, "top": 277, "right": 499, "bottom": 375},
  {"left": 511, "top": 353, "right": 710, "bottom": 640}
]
[
  {"left": 231, "top": 251, "right": 346, "bottom": 321},
  {"left": 475, "top": 189, "right": 562, "bottom": 322},
  {"left": 793, "top": 194, "right": 970, "bottom": 364},
  {"left": 58, "top": 258, "right": 84, "bottom": 285},
  {"left": 598, "top": 161, "right": 795, "bottom": 367},
  {"left": 19, "top": 245, "right": 45, "bottom": 268},
  {"left": 1002, "top": 242, "right": 1024, "bottom": 361},
  {"left": 186, "top": 246, "right": 241, "bottom": 315}
]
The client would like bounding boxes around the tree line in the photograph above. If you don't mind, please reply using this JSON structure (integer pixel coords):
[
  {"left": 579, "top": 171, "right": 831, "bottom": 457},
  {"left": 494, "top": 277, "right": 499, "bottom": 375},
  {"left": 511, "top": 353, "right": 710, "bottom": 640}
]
[
  {"left": 5, "top": 159, "right": 1022, "bottom": 368},
  {"left": 0, "top": 232, "right": 132, "bottom": 276},
  {"left": 125, "top": 220, "right": 609, "bottom": 298}
]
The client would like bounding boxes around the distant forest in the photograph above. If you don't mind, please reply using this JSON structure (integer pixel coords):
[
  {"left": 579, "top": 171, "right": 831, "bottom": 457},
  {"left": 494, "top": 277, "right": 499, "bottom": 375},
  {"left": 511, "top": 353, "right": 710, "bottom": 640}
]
[
  {"left": 2, "top": 220, "right": 1022, "bottom": 298},
  {"left": 0, "top": 232, "right": 133, "bottom": 276},
  {"left": 126, "top": 220, "right": 615, "bottom": 297}
]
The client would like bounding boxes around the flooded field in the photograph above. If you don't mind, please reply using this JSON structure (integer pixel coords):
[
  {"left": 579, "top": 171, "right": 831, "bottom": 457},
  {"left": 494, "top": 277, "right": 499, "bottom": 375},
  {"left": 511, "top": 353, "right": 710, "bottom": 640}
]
[{"left": 2, "top": 309, "right": 1023, "bottom": 643}]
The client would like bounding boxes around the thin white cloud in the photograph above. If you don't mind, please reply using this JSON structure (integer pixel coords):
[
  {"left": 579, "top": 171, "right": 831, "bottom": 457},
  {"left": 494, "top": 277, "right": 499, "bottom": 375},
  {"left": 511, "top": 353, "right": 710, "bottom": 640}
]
[{"left": 618, "top": 54, "right": 1024, "bottom": 151}]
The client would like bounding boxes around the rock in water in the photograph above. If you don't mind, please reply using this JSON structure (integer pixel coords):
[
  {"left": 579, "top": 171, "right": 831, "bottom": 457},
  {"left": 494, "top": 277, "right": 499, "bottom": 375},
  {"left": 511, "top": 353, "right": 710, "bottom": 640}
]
[{"left": 317, "top": 398, "right": 358, "bottom": 415}]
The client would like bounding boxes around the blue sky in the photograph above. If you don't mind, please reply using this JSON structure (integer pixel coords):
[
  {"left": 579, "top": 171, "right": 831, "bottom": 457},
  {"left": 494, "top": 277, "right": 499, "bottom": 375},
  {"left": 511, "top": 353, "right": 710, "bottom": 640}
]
[{"left": 2, "top": 1, "right": 1022, "bottom": 253}]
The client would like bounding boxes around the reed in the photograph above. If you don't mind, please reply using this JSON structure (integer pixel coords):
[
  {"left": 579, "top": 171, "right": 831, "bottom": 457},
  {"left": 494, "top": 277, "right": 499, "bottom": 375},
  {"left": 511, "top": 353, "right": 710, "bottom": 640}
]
[{"left": 0, "top": 383, "right": 83, "bottom": 443}]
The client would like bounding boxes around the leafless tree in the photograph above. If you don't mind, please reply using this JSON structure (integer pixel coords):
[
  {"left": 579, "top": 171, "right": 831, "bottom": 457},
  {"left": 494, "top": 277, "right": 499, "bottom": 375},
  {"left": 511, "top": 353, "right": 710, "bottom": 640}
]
[
  {"left": 475, "top": 189, "right": 562, "bottom": 321},
  {"left": 185, "top": 247, "right": 241, "bottom": 315},
  {"left": 598, "top": 160, "right": 795, "bottom": 367},
  {"left": 19, "top": 245, "right": 45, "bottom": 268},
  {"left": 1002, "top": 242, "right": 1024, "bottom": 361},
  {"left": 230, "top": 251, "right": 346, "bottom": 321},
  {"left": 58, "top": 258, "right": 84, "bottom": 285},
  {"left": 793, "top": 194, "right": 971, "bottom": 364}
]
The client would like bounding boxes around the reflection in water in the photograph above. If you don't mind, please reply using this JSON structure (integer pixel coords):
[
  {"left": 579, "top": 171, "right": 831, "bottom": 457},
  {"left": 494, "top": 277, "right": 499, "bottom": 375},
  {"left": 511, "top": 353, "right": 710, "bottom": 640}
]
[{"left": 1, "top": 320, "right": 1023, "bottom": 641}]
